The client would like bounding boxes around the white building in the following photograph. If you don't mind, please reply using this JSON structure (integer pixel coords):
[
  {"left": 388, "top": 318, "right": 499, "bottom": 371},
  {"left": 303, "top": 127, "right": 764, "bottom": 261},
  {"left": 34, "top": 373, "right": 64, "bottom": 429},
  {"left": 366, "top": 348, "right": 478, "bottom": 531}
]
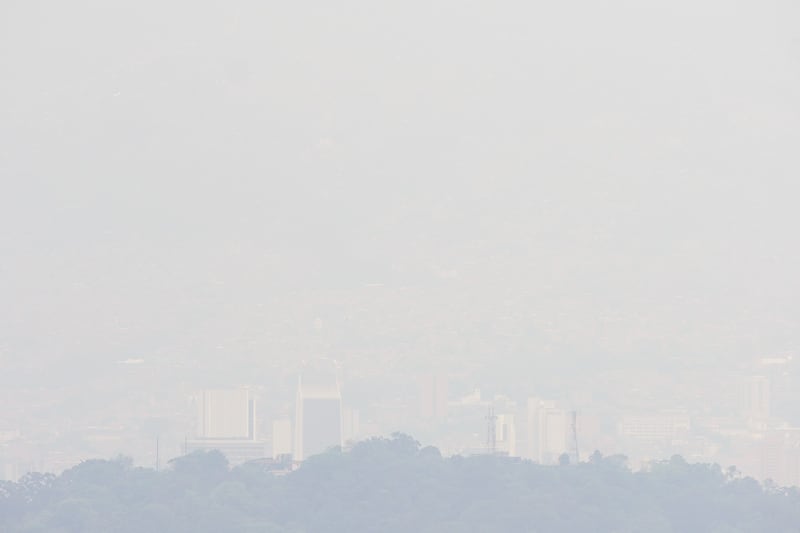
[
  {"left": 188, "top": 388, "right": 264, "bottom": 466},
  {"left": 526, "top": 398, "right": 568, "bottom": 464},
  {"left": 618, "top": 411, "right": 691, "bottom": 441},
  {"left": 185, "top": 440, "right": 266, "bottom": 466},
  {"left": 197, "top": 389, "right": 256, "bottom": 440}
]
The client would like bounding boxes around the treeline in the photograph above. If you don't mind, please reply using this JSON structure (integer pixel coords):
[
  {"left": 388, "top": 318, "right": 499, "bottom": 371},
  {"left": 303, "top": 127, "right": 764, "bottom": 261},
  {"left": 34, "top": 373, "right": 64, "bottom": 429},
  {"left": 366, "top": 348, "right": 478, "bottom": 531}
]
[{"left": 1, "top": 434, "right": 798, "bottom": 532}]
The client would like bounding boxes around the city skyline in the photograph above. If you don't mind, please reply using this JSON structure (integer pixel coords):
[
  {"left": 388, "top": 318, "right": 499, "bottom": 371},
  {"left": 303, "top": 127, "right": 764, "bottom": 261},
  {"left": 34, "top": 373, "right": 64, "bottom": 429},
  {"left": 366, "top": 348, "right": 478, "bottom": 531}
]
[{"left": 2, "top": 4, "right": 800, "bottom": 531}]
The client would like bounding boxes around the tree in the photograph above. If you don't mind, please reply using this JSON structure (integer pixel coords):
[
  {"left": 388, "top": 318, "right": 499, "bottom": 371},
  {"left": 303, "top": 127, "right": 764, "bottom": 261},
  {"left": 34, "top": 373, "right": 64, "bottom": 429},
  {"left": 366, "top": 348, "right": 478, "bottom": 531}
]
[{"left": 3, "top": 439, "right": 800, "bottom": 532}]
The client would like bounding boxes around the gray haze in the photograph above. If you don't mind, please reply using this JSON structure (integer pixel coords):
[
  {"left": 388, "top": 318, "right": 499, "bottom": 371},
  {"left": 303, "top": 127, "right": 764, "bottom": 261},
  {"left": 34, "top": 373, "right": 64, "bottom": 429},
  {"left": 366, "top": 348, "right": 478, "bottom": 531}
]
[{"left": 1, "top": 0, "right": 800, "bottom": 478}]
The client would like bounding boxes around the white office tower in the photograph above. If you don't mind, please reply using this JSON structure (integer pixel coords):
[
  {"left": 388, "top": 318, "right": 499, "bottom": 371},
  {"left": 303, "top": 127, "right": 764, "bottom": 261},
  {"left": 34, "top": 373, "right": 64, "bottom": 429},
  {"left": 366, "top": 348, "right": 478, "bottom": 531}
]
[
  {"left": 526, "top": 398, "right": 568, "bottom": 464},
  {"left": 294, "top": 372, "right": 342, "bottom": 461},
  {"left": 272, "top": 419, "right": 293, "bottom": 459},
  {"left": 198, "top": 389, "right": 256, "bottom": 439},
  {"left": 187, "top": 388, "right": 265, "bottom": 465}
]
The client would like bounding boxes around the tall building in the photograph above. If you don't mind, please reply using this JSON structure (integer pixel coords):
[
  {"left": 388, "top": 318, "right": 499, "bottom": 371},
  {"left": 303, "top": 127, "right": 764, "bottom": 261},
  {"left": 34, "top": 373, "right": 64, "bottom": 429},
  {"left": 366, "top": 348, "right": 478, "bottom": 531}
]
[
  {"left": 419, "top": 375, "right": 449, "bottom": 419},
  {"left": 294, "top": 373, "right": 342, "bottom": 461},
  {"left": 495, "top": 413, "right": 517, "bottom": 457},
  {"left": 197, "top": 389, "right": 256, "bottom": 440},
  {"left": 187, "top": 388, "right": 265, "bottom": 465},
  {"left": 759, "top": 428, "right": 800, "bottom": 487},
  {"left": 526, "top": 398, "right": 568, "bottom": 464}
]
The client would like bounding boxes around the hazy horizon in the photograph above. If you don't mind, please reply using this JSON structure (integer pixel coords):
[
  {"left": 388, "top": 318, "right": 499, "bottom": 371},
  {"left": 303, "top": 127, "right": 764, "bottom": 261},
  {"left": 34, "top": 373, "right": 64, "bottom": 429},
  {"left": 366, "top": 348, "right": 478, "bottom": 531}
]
[{"left": 2, "top": 0, "right": 800, "bottom": 490}]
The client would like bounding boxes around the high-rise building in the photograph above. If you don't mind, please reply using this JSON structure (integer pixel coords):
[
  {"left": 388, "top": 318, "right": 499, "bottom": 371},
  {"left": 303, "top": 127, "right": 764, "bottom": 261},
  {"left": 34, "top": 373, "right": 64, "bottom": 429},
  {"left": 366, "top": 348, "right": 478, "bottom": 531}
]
[
  {"left": 495, "top": 413, "right": 517, "bottom": 457},
  {"left": 419, "top": 375, "right": 449, "bottom": 419},
  {"left": 294, "top": 374, "right": 342, "bottom": 461},
  {"left": 187, "top": 388, "right": 265, "bottom": 465},
  {"left": 759, "top": 428, "right": 800, "bottom": 487},
  {"left": 526, "top": 398, "right": 568, "bottom": 464},
  {"left": 197, "top": 389, "right": 256, "bottom": 440}
]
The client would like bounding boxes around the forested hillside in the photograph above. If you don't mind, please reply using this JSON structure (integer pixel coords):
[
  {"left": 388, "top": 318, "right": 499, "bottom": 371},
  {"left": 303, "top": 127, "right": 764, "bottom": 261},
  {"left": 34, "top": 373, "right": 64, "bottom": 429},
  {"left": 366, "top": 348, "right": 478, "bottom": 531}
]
[{"left": 1, "top": 435, "right": 798, "bottom": 532}]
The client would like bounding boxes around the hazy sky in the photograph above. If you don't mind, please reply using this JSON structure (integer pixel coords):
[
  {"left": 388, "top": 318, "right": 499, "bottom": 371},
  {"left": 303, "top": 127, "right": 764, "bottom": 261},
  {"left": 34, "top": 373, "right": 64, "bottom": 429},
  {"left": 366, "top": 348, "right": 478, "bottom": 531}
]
[{"left": 2, "top": 0, "right": 799, "bottom": 385}]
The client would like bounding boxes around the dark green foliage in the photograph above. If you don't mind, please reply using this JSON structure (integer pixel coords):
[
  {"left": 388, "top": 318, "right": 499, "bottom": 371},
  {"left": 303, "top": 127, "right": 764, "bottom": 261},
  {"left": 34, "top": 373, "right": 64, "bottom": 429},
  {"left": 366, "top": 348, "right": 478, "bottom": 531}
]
[{"left": 1, "top": 436, "right": 799, "bottom": 532}]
